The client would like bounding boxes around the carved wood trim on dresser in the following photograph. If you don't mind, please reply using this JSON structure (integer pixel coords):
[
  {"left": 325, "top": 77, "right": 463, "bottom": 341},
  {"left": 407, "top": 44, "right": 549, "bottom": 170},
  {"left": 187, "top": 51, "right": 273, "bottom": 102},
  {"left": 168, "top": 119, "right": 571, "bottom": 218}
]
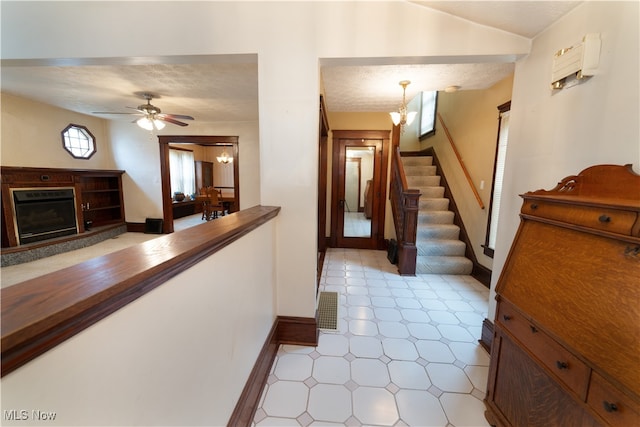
[{"left": 484, "top": 164, "right": 640, "bottom": 427}]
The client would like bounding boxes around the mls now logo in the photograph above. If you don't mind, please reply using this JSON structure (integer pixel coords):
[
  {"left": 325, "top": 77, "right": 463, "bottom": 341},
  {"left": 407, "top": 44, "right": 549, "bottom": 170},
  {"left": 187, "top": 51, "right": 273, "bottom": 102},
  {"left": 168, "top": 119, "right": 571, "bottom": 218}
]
[{"left": 4, "top": 409, "right": 57, "bottom": 421}]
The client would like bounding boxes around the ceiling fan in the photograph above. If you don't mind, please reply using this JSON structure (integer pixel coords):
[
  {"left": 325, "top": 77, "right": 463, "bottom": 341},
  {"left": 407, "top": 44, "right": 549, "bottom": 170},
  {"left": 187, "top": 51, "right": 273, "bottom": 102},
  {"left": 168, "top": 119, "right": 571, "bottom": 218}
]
[{"left": 93, "top": 93, "right": 195, "bottom": 130}]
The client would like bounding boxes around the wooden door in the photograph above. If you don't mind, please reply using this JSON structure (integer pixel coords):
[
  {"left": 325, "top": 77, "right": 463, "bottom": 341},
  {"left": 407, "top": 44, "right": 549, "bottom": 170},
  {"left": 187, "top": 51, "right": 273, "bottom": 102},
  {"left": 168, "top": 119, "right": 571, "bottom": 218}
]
[{"left": 331, "top": 130, "right": 389, "bottom": 249}]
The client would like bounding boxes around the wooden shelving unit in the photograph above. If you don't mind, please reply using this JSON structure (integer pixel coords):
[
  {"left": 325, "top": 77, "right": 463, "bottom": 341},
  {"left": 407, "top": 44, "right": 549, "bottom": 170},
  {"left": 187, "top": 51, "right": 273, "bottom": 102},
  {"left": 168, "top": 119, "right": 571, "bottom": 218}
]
[{"left": 1, "top": 167, "right": 125, "bottom": 248}]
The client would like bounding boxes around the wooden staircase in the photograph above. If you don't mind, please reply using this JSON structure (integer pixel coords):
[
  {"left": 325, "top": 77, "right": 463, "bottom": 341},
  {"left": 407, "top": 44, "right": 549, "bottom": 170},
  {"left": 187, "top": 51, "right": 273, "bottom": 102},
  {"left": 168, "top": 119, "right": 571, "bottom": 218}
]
[{"left": 402, "top": 156, "right": 473, "bottom": 275}]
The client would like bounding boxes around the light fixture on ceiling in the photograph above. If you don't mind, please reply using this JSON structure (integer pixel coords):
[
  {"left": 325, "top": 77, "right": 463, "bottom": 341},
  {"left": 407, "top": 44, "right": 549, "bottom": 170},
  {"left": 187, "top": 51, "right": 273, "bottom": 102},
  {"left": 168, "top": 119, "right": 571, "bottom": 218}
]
[
  {"left": 445, "top": 85, "right": 461, "bottom": 93},
  {"left": 137, "top": 116, "right": 165, "bottom": 131},
  {"left": 389, "top": 80, "right": 417, "bottom": 134},
  {"left": 216, "top": 148, "right": 233, "bottom": 164}
]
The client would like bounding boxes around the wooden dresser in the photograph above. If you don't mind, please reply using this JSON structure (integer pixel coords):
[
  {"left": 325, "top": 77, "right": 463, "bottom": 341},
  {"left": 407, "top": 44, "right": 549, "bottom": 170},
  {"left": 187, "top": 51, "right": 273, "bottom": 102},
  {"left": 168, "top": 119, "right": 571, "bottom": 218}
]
[{"left": 484, "top": 164, "right": 640, "bottom": 427}]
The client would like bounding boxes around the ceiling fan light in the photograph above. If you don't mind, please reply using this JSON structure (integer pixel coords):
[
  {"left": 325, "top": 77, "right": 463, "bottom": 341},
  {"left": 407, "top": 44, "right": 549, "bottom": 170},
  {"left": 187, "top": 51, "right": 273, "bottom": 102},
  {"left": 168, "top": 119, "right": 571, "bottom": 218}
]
[
  {"left": 153, "top": 119, "right": 165, "bottom": 130},
  {"left": 137, "top": 117, "right": 154, "bottom": 131}
]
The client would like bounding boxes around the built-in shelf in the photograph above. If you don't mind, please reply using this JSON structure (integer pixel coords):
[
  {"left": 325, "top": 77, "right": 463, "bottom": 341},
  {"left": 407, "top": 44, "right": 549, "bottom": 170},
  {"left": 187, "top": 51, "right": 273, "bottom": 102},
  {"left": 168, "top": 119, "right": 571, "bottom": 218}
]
[{"left": 1, "top": 166, "right": 125, "bottom": 248}]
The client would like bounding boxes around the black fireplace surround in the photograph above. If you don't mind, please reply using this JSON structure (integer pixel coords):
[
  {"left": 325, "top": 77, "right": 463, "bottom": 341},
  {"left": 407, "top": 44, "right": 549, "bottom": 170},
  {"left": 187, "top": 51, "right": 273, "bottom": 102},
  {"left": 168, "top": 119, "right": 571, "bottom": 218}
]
[{"left": 12, "top": 188, "right": 78, "bottom": 245}]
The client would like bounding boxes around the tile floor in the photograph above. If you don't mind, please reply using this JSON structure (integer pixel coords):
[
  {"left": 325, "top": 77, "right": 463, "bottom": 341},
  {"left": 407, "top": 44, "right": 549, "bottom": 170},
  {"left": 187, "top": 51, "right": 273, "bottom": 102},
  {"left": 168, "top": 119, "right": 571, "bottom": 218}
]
[{"left": 253, "top": 248, "right": 491, "bottom": 427}]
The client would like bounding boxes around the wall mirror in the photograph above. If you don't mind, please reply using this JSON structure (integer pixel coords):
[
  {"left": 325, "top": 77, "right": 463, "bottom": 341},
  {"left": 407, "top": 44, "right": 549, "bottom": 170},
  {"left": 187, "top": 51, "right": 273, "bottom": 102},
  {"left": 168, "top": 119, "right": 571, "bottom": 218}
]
[{"left": 343, "top": 146, "right": 374, "bottom": 238}]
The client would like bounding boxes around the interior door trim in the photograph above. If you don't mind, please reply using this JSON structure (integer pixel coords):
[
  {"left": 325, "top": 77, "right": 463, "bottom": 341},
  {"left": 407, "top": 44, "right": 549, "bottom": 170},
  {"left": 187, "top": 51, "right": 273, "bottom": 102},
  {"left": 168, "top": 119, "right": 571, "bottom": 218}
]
[
  {"left": 330, "top": 130, "right": 389, "bottom": 249},
  {"left": 158, "top": 135, "right": 239, "bottom": 234}
]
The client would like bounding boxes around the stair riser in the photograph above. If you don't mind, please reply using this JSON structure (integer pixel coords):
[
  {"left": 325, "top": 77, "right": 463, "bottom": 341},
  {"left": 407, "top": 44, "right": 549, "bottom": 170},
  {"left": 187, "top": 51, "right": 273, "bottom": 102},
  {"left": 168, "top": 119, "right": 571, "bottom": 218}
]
[
  {"left": 416, "top": 187, "right": 445, "bottom": 198},
  {"left": 419, "top": 199, "right": 450, "bottom": 211},
  {"left": 416, "top": 242, "right": 466, "bottom": 256},
  {"left": 403, "top": 165, "right": 437, "bottom": 176},
  {"left": 417, "top": 227, "right": 461, "bottom": 240},
  {"left": 416, "top": 256, "right": 473, "bottom": 275},
  {"left": 402, "top": 157, "right": 433, "bottom": 167},
  {"left": 407, "top": 176, "right": 441, "bottom": 187},
  {"left": 418, "top": 212, "right": 455, "bottom": 225}
]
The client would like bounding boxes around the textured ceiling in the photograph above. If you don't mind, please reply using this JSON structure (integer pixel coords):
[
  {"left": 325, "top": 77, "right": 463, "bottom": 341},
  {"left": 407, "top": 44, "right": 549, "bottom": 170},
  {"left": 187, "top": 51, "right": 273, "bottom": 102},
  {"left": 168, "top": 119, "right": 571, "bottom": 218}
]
[
  {"left": 322, "top": 62, "right": 515, "bottom": 112},
  {"left": 1, "top": 61, "right": 259, "bottom": 123},
  {"left": 0, "top": 1, "right": 581, "bottom": 126}
]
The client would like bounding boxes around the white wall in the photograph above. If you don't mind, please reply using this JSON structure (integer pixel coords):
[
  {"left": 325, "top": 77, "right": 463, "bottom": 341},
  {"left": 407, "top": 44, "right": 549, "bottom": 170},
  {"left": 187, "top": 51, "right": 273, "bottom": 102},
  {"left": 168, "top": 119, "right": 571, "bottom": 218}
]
[
  {"left": 488, "top": 1, "right": 640, "bottom": 319},
  {"left": 1, "top": 0, "right": 531, "bottom": 320},
  {"left": 1, "top": 219, "right": 278, "bottom": 426},
  {"left": 1, "top": 93, "right": 114, "bottom": 169}
]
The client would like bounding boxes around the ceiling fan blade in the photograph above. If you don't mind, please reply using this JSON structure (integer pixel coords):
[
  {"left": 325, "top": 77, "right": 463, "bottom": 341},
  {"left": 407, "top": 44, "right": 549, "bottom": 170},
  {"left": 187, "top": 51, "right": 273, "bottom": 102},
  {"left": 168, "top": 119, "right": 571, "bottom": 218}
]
[
  {"left": 92, "top": 111, "right": 142, "bottom": 115},
  {"left": 159, "top": 113, "right": 194, "bottom": 120},
  {"left": 159, "top": 116, "right": 189, "bottom": 127}
]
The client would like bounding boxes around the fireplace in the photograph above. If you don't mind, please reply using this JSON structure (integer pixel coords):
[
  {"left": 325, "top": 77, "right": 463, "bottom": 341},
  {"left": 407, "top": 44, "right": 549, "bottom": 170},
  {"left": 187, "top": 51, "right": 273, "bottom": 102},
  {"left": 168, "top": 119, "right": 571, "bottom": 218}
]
[{"left": 12, "top": 188, "right": 78, "bottom": 245}]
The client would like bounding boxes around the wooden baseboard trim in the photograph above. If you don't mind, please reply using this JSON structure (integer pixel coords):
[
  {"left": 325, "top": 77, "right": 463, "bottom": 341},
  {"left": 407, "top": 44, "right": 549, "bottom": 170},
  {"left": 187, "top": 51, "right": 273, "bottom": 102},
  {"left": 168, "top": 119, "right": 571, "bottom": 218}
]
[
  {"left": 479, "top": 318, "right": 494, "bottom": 353},
  {"left": 472, "top": 263, "right": 492, "bottom": 289},
  {"left": 228, "top": 315, "right": 318, "bottom": 426},
  {"left": 276, "top": 316, "right": 319, "bottom": 347},
  {"left": 126, "top": 222, "right": 146, "bottom": 233}
]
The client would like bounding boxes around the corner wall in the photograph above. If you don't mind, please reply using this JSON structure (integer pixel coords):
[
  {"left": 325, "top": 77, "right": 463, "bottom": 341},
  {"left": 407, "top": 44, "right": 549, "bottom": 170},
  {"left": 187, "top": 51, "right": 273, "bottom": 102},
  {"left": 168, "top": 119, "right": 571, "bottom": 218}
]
[{"left": 489, "top": 1, "right": 640, "bottom": 320}]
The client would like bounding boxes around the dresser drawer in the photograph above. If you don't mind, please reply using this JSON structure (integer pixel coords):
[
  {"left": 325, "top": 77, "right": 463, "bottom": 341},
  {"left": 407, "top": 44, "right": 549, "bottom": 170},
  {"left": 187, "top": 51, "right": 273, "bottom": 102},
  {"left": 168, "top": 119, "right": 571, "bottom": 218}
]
[
  {"left": 497, "top": 301, "right": 590, "bottom": 398},
  {"left": 587, "top": 372, "right": 640, "bottom": 426},
  {"left": 521, "top": 199, "right": 637, "bottom": 236}
]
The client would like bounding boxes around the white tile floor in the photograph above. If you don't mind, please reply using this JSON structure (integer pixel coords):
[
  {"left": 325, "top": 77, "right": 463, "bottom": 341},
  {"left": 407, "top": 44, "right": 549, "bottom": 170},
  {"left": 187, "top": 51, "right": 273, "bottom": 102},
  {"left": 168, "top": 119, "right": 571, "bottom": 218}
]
[{"left": 254, "top": 248, "right": 491, "bottom": 427}]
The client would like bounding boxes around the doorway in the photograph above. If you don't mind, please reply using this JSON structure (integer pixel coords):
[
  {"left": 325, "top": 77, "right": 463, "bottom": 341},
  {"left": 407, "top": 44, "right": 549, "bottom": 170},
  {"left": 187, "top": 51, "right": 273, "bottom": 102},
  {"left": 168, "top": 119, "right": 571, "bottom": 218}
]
[
  {"left": 158, "top": 135, "right": 239, "bottom": 234},
  {"left": 331, "top": 130, "right": 389, "bottom": 249}
]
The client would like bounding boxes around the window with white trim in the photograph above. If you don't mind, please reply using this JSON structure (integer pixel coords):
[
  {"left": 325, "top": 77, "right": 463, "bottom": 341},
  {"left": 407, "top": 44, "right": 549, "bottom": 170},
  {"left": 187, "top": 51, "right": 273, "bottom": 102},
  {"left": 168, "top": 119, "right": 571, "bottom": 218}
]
[
  {"left": 484, "top": 101, "right": 510, "bottom": 257},
  {"left": 419, "top": 91, "right": 438, "bottom": 139},
  {"left": 61, "top": 124, "right": 96, "bottom": 159}
]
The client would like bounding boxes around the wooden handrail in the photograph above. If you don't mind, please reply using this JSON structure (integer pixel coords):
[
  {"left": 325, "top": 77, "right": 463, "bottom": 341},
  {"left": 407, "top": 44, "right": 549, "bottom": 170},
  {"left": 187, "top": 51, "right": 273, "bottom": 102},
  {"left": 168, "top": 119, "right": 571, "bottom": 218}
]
[
  {"left": 437, "top": 113, "right": 485, "bottom": 209},
  {"left": 1, "top": 205, "right": 280, "bottom": 376}
]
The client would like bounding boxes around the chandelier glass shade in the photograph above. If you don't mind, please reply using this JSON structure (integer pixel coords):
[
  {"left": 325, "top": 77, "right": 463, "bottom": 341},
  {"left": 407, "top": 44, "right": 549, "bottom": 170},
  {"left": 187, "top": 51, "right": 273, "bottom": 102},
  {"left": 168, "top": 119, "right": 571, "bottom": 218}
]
[
  {"left": 389, "top": 80, "right": 417, "bottom": 133},
  {"left": 217, "top": 149, "right": 233, "bottom": 164}
]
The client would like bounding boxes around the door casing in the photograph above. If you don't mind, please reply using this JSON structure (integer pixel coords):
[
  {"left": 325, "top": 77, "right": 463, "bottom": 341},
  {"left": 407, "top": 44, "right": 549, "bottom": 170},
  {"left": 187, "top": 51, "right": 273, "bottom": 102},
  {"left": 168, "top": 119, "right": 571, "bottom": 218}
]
[{"left": 330, "top": 130, "right": 389, "bottom": 249}]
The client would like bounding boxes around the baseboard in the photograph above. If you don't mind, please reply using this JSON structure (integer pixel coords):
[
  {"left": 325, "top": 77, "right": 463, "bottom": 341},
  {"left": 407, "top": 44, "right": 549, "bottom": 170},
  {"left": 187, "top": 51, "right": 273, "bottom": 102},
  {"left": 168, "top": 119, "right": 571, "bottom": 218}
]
[
  {"left": 276, "top": 316, "right": 319, "bottom": 346},
  {"left": 480, "top": 318, "right": 494, "bottom": 353},
  {"left": 126, "top": 222, "right": 145, "bottom": 233},
  {"left": 472, "top": 263, "right": 492, "bottom": 289},
  {"left": 228, "top": 315, "right": 318, "bottom": 426}
]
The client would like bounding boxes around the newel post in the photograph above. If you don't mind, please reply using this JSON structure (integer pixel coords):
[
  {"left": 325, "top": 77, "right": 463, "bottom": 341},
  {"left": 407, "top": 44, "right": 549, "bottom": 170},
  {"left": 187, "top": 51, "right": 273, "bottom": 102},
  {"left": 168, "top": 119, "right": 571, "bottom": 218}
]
[{"left": 397, "top": 189, "right": 420, "bottom": 275}]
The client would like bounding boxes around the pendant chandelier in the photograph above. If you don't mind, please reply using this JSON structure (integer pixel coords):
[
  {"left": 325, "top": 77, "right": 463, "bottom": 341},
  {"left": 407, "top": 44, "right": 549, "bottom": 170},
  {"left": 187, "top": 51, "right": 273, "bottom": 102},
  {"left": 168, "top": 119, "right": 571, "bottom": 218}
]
[
  {"left": 389, "top": 80, "right": 417, "bottom": 134},
  {"left": 216, "top": 148, "right": 233, "bottom": 164}
]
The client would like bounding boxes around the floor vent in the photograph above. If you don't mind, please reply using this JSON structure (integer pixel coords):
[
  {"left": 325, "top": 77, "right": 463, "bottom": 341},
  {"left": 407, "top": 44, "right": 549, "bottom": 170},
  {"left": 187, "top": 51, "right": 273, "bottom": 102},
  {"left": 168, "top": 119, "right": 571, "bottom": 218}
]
[{"left": 317, "top": 291, "right": 339, "bottom": 331}]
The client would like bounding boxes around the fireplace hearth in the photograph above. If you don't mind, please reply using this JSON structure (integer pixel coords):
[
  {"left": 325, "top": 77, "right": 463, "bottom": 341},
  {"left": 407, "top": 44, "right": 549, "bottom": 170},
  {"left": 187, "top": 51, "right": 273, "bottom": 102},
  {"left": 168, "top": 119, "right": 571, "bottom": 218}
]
[{"left": 12, "top": 188, "right": 78, "bottom": 245}]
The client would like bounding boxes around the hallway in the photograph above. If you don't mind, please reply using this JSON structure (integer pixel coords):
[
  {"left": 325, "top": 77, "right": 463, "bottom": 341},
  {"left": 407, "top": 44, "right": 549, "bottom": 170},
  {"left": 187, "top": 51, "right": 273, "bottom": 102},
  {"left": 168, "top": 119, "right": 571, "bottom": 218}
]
[{"left": 254, "top": 248, "right": 491, "bottom": 426}]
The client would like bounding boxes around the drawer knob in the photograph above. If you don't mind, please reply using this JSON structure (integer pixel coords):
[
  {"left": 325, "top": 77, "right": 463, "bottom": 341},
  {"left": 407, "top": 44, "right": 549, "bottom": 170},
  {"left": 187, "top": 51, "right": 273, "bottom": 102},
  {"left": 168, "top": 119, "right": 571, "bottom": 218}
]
[
  {"left": 530, "top": 203, "right": 538, "bottom": 210},
  {"left": 530, "top": 325, "right": 538, "bottom": 333},
  {"left": 603, "top": 401, "right": 618, "bottom": 413},
  {"left": 556, "top": 361, "right": 569, "bottom": 370},
  {"left": 502, "top": 315, "right": 512, "bottom": 321},
  {"left": 598, "top": 214, "right": 611, "bottom": 223}
]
